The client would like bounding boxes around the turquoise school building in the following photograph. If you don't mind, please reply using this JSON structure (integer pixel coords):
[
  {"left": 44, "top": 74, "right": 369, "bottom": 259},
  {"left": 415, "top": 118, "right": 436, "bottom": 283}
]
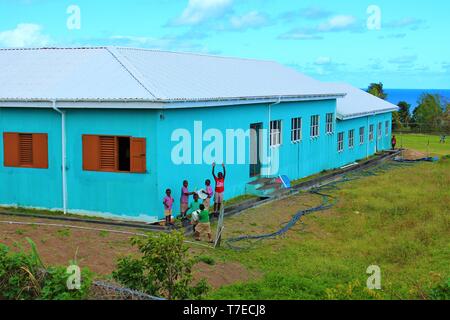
[{"left": 0, "top": 47, "right": 398, "bottom": 222}]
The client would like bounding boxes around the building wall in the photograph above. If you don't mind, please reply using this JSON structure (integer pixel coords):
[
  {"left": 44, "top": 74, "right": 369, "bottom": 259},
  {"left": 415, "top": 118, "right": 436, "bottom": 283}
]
[
  {"left": 0, "top": 108, "right": 62, "bottom": 209},
  {"left": 0, "top": 103, "right": 392, "bottom": 221},
  {"left": 155, "top": 101, "right": 392, "bottom": 218},
  {"left": 0, "top": 107, "right": 160, "bottom": 222}
]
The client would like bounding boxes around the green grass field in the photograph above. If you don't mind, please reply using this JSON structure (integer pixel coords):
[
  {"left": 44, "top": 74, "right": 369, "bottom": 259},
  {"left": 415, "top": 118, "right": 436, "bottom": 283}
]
[
  {"left": 395, "top": 133, "right": 450, "bottom": 156},
  {"left": 199, "top": 134, "right": 450, "bottom": 300}
]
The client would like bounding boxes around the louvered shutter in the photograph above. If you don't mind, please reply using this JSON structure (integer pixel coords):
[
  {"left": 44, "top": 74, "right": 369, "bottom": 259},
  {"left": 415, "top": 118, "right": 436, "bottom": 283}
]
[
  {"left": 19, "top": 133, "right": 33, "bottom": 166},
  {"left": 99, "top": 136, "right": 116, "bottom": 171}
]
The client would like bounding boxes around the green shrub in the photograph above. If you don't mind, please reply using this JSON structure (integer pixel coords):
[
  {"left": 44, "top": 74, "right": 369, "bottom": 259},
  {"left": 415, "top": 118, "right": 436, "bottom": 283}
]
[
  {"left": 40, "top": 265, "right": 92, "bottom": 300},
  {"left": 0, "top": 238, "right": 92, "bottom": 300},
  {"left": 113, "top": 231, "right": 209, "bottom": 300}
]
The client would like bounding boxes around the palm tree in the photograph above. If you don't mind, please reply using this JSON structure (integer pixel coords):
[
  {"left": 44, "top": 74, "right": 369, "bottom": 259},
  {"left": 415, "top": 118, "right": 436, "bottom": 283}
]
[{"left": 367, "top": 82, "right": 387, "bottom": 100}]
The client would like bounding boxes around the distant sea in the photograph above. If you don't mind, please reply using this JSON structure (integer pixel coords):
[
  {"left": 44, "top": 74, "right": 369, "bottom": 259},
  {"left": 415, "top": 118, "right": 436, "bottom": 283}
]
[{"left": 384, "top": 89, "right": 450, "bottom": 111}]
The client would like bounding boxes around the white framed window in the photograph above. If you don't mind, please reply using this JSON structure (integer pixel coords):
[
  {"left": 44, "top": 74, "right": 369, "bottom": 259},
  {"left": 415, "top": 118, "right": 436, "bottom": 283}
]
[
  {"left": 270, "top": 120, "right": 282, "bottom": 147},
  {"left": 349, "top": 129, "right": 354, "bottom": 149},
  {"left": 310, "top": 115, "right": 320, "bottom": 138},
  {"left": 338, "top": 132, "right": 344, "bottom": 152},
  {"left": 377, "top": 122, "right": 382, "bottom": 139},
  {"left": 326, "top": 113, "right": 334, "bottom": 134},
  {"left": 291, "top": 117, "right": 302, "bottom": 143},
  {"left": 385, "top": 121, "right": 389, "bottom": 136},
  {"left": 359, "top": 127, "right": 365, "bottom": 145},
  {"left": 369, "top": 124, "right": 374, "bottom": 141}
]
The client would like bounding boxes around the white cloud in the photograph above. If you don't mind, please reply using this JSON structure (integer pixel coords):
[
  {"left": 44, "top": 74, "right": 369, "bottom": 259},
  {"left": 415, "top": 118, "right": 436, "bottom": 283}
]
[
  {"left": 278, "top": 29, "right": 323, "bottom": 40},
  {"left": 385, "top": 17, "right": 424, "bottom": 30},
  {"left": 0, "top": 23, "right": 51, "bottom": 47},
  {"left": 230, "top": 11, "right": 268, "bottom": 30},
  {"left": 318, "top": 15, "right": 357, "bottom": 32},
  {"left": 172, "top": 0, "right": 233, "bottom": 26},
  {"left": 314, "top": 56, "right": 332, "bottom": 65}
]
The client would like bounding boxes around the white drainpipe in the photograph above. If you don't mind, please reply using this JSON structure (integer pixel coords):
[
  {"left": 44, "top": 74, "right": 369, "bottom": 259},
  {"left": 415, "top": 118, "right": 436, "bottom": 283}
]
[
  {"left": 267, "top": 97, "right": 281, "bottom": 176},
  {"left": 52, "top": 100, "right": 68, "bottom": 214}
]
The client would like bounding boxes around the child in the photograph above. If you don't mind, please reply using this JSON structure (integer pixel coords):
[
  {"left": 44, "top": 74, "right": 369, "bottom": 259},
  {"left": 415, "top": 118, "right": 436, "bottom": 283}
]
[
  {"left": 194, "top": 204, "right": 213, "bottom": 243},
  {"left": 180, "top": 180, "right": 194, "bottom": 218},
  {"left": 162, "top": 189, "right": 174, "bottom": 226},
  {"left": 391, "top": 135, "right": 397, "bottom": 150},
  {"left": 202, "top": 179, "right": 214, "bottom": 210},
  {"left": 187, "top": 193, "right": 201, "bottom": 216},
  {"left": 212, "top": 162, "right": 226, "bottom": 216}
]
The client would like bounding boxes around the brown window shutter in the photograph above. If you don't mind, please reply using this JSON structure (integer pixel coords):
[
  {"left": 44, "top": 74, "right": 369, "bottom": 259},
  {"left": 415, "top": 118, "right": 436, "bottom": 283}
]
[
  {"left": 19, "top": 133, "right": 33, "bottom": 166},
  {"left": 3, "top": 133, "right": 19, "bottom": 167},
  {"left": 82, "top": 135, "right": 100, "bottom": 171},
  {"left": 32, "top": 134, "right": 48, "bottom": 169},
  {"left": 99, "top": 136, "right": 116, "bottom": 170},
  {"left": 130, "top": 137, "right": 146, "bottom": 173}
]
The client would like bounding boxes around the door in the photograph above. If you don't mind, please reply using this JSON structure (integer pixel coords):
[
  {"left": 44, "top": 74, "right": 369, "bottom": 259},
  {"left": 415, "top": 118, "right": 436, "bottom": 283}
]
[{"left": 250, "top": 123, "right": 263, "bottom": 177}]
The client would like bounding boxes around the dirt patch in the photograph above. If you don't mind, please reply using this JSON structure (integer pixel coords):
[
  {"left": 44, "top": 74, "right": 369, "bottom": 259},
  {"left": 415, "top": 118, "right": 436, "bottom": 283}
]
[
  {"left": 400, "top": 149, "right": 427, "bottom": 160},
  {"left": 193, "top": 261, "right": 260, "bottom": 289},
  {"left": 0, "top": 216, "right": 138, "bottom": 275}
]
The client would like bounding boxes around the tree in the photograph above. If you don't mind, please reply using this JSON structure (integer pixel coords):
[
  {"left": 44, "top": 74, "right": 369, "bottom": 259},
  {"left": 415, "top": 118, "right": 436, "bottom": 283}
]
[
  {"left": 397, "top": 101, "right": 411, "bottom": 127},
  {"left": 367, "top": 82, "right": 387, "bottom": 100},
  {"left": 442, "top": 103, "right": 450, "bottom": 134},
  {"left": 392, "top": 111, "right": 402, "bottom": 131},
  {"left": 412, "top": 94, "right": 444, "bottom": 132},
  {"left": 113, "top": 231, "right": 209, "bottom": 300}
]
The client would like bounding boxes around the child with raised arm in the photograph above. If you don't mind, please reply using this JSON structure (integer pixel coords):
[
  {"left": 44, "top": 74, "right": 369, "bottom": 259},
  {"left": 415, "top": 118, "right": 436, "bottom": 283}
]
[{"left": 212, "top": 162, "right": 226, "bottom": 217}]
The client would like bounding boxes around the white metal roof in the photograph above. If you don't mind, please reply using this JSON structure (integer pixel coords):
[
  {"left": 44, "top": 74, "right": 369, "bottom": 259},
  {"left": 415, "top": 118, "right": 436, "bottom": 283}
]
[
  {"left": 0, "top": 46, "right": 343, "bottom": 103},
  {"left": 332, "top": 83, "right": 398, "bottom": 120}
]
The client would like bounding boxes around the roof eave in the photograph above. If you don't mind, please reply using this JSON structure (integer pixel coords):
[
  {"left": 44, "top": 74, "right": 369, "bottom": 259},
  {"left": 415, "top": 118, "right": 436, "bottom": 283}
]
[
  {"left": 0, "top": 93, "right": 346, "bottom": 109},
  {"left": 337, "top": 107, "right": 398, "bottom": 120}
]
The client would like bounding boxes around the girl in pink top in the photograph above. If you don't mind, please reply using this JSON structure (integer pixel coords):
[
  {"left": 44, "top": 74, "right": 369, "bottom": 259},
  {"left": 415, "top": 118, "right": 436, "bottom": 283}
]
[{"left": 163, "top": 188, "right": 174, "bottom": 226}]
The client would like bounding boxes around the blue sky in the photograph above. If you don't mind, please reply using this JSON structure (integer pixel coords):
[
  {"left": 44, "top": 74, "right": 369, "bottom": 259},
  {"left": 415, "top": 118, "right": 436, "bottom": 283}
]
[{"left": 1, "top": 0, "right": 449, "bottom": 89}]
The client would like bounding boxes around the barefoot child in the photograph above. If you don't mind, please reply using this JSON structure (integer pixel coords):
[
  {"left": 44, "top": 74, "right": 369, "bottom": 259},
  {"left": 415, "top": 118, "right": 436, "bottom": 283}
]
[
  {"left": 162, "top": 189, "right": 174, "bottom": 226},
  {"left": 194, "top": 204, "right": 213, "bottom": 243},
  {"left": 202, "top": 179, "right": 214, "bottom": 210},
  {"left": 212, "top": 163, "right": 226, "bottom": 216},
  {"left": 180, "top": 180, "right": 194, "bottom": 218}
]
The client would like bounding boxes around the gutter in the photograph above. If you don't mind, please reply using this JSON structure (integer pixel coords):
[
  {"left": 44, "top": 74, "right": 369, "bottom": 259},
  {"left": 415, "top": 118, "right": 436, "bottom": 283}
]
[{"left": 51, "top": 100, "right": 68, "bottom": 214}]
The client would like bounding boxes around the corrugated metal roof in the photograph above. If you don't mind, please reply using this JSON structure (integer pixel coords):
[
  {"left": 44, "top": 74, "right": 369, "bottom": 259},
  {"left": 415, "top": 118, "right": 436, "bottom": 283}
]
[
  {"left": 0, "top": 47, "right": 153, "bottom": 101},
  {"left": 0, "top": 46, "right": 344, "bottom": 103},
  {"left": 332, "top": 83, "right": 398, "bottom": 119},
  {"left": 114, "top": 47, "right": 342, "bottom": 101}
]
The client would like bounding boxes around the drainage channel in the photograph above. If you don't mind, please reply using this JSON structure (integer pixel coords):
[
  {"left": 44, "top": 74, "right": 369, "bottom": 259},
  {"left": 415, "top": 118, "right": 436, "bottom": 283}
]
[
  {"left": 211, "top": 150, "right": 401, "bottom": 221},
  {"left": 0, "top": 210, "right": 168, "bottom": 232}
]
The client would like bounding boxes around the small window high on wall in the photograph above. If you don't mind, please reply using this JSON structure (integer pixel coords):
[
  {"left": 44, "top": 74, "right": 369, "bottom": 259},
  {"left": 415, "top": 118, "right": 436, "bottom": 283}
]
[
  {"left": 3, "top": 132, "right": 48, "bottom": 169},
  {"left": 82, "top": 135, "right": 146, "bottom": 173}
]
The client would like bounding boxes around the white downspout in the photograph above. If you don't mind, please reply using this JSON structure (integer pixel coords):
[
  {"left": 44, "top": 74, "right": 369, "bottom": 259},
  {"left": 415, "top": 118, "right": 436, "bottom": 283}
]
[
  {"left": 52, "top": 100, "right": 68, "bottom": 214},
  {"left": 267, "top": 97, "right": 281, "bottom": 176},
  {"left": 366, "top": 116, "right": 369, "bottom": 159}
]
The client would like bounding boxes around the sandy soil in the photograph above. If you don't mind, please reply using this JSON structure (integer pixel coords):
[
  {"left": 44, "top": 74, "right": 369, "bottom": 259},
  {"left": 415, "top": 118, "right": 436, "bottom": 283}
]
[
  {"left": 400, "top": 149, "right": 427, "bottom": 160},
  {"left": 0, "top": 215, "right": 256, "bottom": 289}
]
